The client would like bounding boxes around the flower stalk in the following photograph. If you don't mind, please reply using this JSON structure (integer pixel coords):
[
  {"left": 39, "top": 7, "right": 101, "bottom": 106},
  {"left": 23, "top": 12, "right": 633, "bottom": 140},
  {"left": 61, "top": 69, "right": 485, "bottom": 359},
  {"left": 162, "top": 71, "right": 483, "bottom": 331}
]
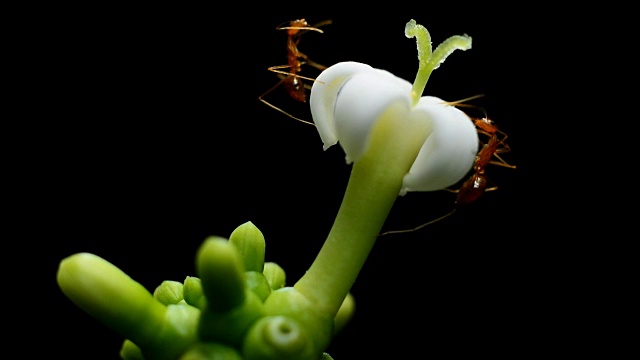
[
  {"left": 294, "top": 100, "right": 432, "bottom": 318},
  {"left": 295, "top": 19, "right": 476, "bottom": 320}
]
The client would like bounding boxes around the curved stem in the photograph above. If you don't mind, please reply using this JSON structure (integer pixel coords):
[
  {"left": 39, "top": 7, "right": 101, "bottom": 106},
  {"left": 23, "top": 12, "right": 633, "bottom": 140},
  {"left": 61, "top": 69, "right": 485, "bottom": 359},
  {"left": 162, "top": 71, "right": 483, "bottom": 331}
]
[{"left": 294, "top": 102, "right": 430, "bottom": 318}]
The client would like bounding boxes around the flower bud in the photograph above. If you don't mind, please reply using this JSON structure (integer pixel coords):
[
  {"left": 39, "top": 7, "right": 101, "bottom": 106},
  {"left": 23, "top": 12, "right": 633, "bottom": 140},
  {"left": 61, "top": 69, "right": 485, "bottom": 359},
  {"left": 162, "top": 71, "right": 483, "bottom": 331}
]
[
  {"left": 263, "top": 262, "right": 286, "bottom": 290},
  {"left": 154, "top": 280, "right": 184, "bottom": 305},
  {"left": 196, "top": 236, "right": 246, "bottom": 312},
  {"left": 229, "top": 221, "right": 266, "bottom": 272},
  {"left": 179, "top": 343, "right": 242, "bottom": 360},
  {"left": 183, "top": 276, "right": 205, "bottom": 309},
  {"left": 245, "top": 271, "right": 272, "bottom": 302}
]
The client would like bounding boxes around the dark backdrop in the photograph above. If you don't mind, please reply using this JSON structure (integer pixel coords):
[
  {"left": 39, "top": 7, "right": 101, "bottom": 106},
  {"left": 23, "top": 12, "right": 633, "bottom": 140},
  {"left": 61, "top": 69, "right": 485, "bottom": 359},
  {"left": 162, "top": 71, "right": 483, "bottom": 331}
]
[{"left": 14, "top": 4, "right": 570, "bottom": 359}]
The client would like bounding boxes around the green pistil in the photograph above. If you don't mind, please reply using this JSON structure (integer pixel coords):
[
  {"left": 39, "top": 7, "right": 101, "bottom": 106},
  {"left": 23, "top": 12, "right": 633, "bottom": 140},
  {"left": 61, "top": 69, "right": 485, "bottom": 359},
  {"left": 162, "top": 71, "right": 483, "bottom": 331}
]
[{"left": 406, "top": 19, "right": 472, "bottom": 105}]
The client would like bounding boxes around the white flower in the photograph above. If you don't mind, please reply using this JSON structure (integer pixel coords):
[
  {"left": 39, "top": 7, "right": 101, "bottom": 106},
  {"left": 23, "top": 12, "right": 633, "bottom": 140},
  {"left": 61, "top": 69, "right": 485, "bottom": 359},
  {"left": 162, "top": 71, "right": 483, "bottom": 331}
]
[{"left": 309, "top": 61, "right": 479, "bottom": 195}]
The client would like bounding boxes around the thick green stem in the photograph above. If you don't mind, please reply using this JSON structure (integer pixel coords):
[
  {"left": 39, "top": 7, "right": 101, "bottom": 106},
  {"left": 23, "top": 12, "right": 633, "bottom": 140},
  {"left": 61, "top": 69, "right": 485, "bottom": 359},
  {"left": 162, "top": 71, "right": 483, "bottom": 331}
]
[{"left": 294, "top": 102, "right": 431, "bottom": 318}]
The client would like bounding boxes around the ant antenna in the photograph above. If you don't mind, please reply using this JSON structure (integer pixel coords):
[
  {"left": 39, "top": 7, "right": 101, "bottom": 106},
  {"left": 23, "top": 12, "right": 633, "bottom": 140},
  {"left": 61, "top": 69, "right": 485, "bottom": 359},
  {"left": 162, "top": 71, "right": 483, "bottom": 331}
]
[{"left": 258, "top": 18, "right": 332, "bottom": 125}]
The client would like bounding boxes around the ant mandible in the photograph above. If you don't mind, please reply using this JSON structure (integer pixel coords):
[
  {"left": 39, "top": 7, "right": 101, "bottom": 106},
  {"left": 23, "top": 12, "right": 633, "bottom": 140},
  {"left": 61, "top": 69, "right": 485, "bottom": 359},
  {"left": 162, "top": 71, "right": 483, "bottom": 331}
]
[
  {"left": 378, "top": 103, "right": 516, "bottom": 236},
  {"left": 258, "top": 18, "right": 332, "bottom": 125}
]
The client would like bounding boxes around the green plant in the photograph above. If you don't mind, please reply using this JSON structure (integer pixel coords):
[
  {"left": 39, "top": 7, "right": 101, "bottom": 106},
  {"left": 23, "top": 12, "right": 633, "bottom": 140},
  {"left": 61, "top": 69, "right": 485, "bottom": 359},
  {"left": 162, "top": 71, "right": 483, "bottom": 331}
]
[{"left": 57, "top": 19, "right": 477, "bottom": 360}]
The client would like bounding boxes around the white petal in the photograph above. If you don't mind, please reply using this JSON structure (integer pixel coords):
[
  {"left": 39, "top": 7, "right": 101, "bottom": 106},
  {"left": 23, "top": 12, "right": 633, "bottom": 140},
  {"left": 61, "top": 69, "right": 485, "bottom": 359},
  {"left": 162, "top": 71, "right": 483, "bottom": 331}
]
[
  {"left": 310, "top": 62, "right": 374, "bottom": 151},
  {"left": 401, "top": 96, "right": 479, "bottom": 194},
  {"left": 333, "top": 70, "right": 413, "bottom": 163}
]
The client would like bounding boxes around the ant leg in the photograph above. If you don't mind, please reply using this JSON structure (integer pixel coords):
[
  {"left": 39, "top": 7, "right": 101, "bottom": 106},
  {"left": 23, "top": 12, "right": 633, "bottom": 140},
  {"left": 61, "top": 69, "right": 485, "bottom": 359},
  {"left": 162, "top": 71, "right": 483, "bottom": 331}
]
[
  {"left": 488, "top": 153, "right": 516, "bottom": 169},
  {"left": 445, "top": 184, "right": 499, "bottom": 193},
  {"left": 296, "top": 52, "right": 329, "bottom": 71},
  {"left": 377, "top": 210, "right": 457, "bottom": 237},
  {"left": 489, "top": 143, "right": 516, "bottom": 169},
  {"left": 259, "top": 65, "right": 315, "bottom": 125},
  {"left": 442, "top": 96, "right": 489, "bottom": 120},
  {"left": 442, "top": 94, "right": 486, "bottom": 107},
  {"left": 303, "top": 58, "right": 328, "bottom": 71},
  {"left": 293, "top": 51, "right": 329, "bottom": 72},
  {"left": 266, "top": 64, "right": 320, "bottom": 83},
  {"left": 296, "top": 19, "right": 332, "bottom": 70},
  {"left": 258, "top": 80, "right": 315, "bottom": 126},
  {"left": 311, "top": 19, "right": 333, "bottom": 29}
]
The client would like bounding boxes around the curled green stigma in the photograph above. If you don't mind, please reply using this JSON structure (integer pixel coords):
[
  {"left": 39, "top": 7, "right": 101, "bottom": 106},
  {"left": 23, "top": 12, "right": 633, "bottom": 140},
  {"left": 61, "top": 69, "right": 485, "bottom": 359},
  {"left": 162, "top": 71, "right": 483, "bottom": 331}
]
[{"left": 406, "top": 19, "right": 473, "bottom": 105}]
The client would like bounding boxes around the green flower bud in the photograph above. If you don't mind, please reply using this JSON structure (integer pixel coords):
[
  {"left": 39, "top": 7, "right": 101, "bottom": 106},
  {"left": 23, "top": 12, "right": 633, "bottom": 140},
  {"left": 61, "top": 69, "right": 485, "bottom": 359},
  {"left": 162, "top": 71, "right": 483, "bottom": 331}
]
[
  {"left": 243, "top": 316, "right": 314, "bottom": 360},
  {"left": 183, "top": 276, "right": 206, "bottom": 309},
  {"left": 229, "top": 221, "right": 266, "bottom": 272},
  {"left": 141, "top": 303, "right": 200, "bottom": 360},
  {"left": 154, "top": 280, "right": 184, "bottom": 305},
  {"left": 333, "top": 292, "right": 355, "bottom": 335},
  {"left": 196, "top": 236, "right": 246, "bottom": 312},
  {"left": 120, "top": 340, "right": 144, "bottom": 360},
  {"left": 263, "top": 262, "right": 286, "bottom": 290},
  {"left": 245, "top": 271, "right": 272, "bottom": 302},
  {"left": 198, "top": 290, "right": 265, "bottom": 348},
  {"left": 57, "top": 253, "right": 166, "bottom": 347},
  {"left": 57, "top": 253, "right": 200, "bottom": 360},
  {"left": 179, "top": 343, "right": 243, "bottom": 360},
  {"left": 262, "top": 287, "right": 333, "bottom": 358}
]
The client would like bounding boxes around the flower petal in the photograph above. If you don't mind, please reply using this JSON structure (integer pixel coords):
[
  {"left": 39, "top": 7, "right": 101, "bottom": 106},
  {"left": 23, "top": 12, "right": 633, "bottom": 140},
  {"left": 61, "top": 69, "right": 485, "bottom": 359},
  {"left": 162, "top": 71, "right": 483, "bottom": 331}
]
[
  {"left": 311, "top": 62, "right": 414, "bottom": 163},
  {"left": 310, "top": 62, "right": 374, "bottom": 151},
  {"left": 334, "top": 70, "right": 413, "bottom": 163},
  {"left": 401, "top": 96, "right": 479, "bottom": 194}
]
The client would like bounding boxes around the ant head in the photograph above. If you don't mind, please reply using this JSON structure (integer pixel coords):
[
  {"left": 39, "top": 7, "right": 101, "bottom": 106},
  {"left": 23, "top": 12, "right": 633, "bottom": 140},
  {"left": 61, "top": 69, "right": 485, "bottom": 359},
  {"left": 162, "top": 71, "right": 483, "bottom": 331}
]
[
  {"left": 474, "top": 117, "right": 497, "bottom": 133},
  {"left": 275, "top": 19, "right": 310, "bottom": 35},
  {"left": 276, "top": 19, "right": 327, "bottom": 37},
  {"left": 289, "top": 19, "right": 309, "bottom": 28}
]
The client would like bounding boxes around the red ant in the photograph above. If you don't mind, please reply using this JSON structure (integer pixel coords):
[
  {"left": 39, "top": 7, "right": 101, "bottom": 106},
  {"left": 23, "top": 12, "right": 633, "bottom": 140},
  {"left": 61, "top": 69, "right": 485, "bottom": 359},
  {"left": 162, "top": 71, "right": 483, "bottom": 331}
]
[
  {"left": 449, "top": 115, "right": 516, "bottom": 205},
  {"left": 378, "top": 104, "right": 516, "bottom": 236},
  {"left": 258, "top": 18, "right": 332, "bottom": 125}
]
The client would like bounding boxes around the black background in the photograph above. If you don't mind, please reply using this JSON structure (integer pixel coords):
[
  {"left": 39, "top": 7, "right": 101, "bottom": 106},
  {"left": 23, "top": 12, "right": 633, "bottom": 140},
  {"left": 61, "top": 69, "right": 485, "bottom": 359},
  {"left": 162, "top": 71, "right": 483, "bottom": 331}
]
[{"left": 12, "top": 4, "right": 583, "bottom": 359}]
